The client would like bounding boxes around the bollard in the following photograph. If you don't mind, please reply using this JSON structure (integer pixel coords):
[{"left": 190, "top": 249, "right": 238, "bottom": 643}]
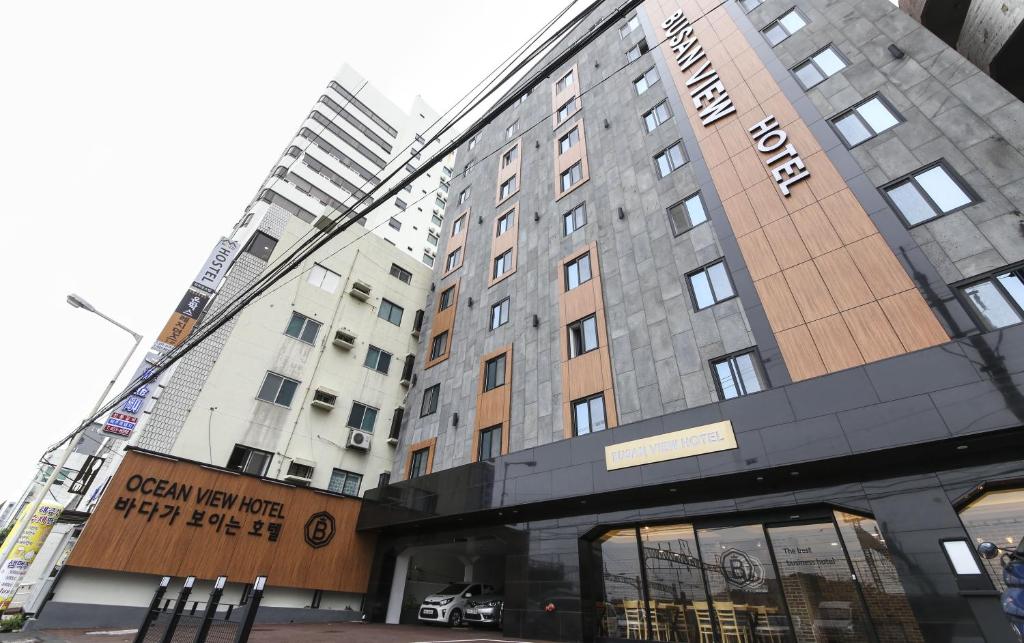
[
  {"left": 192, "top": 575, "right": 227, "bottom": 643},
  {"left": 231, "top": 576, "right": 267, "bottom": 643},
  {"left": 132, "top": 576, "right": 171, "bottom": 643},
  {"left": 159, "top": 576, "right": 196, "bottom": 643}
]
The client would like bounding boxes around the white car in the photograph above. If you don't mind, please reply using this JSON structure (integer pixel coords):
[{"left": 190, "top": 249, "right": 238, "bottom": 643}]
[{"left": 417, "top": 583, "right": 496, "bottom": 626}]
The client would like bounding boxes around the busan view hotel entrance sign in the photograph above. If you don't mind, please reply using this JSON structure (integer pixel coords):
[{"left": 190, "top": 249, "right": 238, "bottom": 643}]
[{"left": 605, "top": 420, "right": 737, "bottom": 470}]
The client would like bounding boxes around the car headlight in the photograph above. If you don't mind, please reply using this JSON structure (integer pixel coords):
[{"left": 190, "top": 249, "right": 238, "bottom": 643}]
[
  {"left": 486, "top": 600, "right": 500, "bottom": 607},
  {"left": 438, "top": 597, "right": 454, "bottom": 605}
]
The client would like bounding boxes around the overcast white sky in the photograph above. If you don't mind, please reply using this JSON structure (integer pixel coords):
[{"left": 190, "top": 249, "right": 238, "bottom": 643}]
[{"left": 0, "top": 1, "right": 576, "bottom": 503}]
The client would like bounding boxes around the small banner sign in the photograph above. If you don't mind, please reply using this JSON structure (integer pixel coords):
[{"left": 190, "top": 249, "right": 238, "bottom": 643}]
[{"left": 605, "top": 420, "right": 737, "bottom": 470}]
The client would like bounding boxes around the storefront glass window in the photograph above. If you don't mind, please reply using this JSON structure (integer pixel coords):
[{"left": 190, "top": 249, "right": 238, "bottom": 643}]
[
  {"left": 959, "top": 488, "right": 1024, "bottom": 591},
  {"left": 640, "top": 524, "right": 708, "bottom": 641},
  {"left": 597, "top": 528, "right": 645, "bottom": 639}
]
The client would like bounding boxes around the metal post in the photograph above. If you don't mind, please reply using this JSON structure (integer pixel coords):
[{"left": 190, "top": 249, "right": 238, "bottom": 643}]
[
  {"left": 192, "top": 576, "right": 227, "bottom": 643},
  {"left": 232, "top": 576, "right": 267, "bottom": 643},
  {"left": 159, "top": 576, "right": 196, "bottom": 643},
  {"left": 133, "top": 576, "right": 171, "bottom": 643}
]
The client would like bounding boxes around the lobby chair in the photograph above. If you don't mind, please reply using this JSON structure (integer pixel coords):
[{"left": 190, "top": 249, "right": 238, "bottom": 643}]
[
  {"left": 714, "top": 601, "right": 753, "bottom": 643},
  {"left": 624, "top": 599, "right": 646, "bottom": 639},
  {"left": 691, "top": 601, "right": 716, "bottom": 643}
]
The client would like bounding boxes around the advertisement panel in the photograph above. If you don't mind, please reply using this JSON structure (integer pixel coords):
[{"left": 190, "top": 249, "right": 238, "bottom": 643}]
[{"left": 0, "top": 502, "right": 63, "bottom": 610}]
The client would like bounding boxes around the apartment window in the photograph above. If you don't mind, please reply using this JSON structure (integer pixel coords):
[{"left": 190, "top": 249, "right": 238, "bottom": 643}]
[
  {"left": 427, "top": 232, "right": 439, "bottom": 246},
  {"left": 794, "top": 45, "right": 847, "bottom": 89},
  {"left": 960, "top": 265, "right": 1024, "bottom": 330},
  {"left": 493, "top": 249, "right": 513, "bottom": 278},
  {"left": 364, "top": 345, "right": 392, "bottom": 374},
  {"left": 519, "top": 90, "right": 531, "bottom": 104},
  {"left": 633, "top": 67, "right": 659, "bottom": 95},
  {"left": 667, "top": 192, "right": 709, "bottom": 235},
  {"left": 560, "top": 162, "right": 584, "bottom": 192},
  {"left": 328, "top": 469, "right": 362, "bottom": 496},
  {"left": 565, "top": 252, "right": 593, "bottom": 291},
  {"left": 491, "top": 298, "right": 510, "bottom": 330},
  {"left": 556, "top": 97, "right": 578, "bottom": 124},
  {"left": 307, "top": 264, "right": 341, "bottom": 293},
  {"left": 395, "top": 198, "right": 408, "bottom": 210},
  {"left": 390, "top": 263, "right": 413, "bottom": 284},
  {"left": 643, "top": 101, "right": 672, "bottom": 133},
  {"left": 244, "top": 231, "right": 278, "bottom": 262},
  {"left": 559, "top": 127, "right": 581, "bottom": 154},
  {"left": 378, "top": 299, "right": 404, "bottom": 326},
  {"left": 501, "top": 145, "right": 519, "bottom": 168},
  {"left": 497, "top": 210, "right": 514, "bottom": 236},
  {"left": 420, "top": 384, "right": 440, "bottom": 416},
  {"left": 458, "top": 188, "right": 470, "bottom": 206},
  {"left": 285, "top": 312, "right": 321, "bottom": 344},
  {"left": 712, "top": 350, "right": 766, "bottom": 400},
  {"left": 619, "top": 14, "right": 640, "bottom": 38},
  {"left": 832, "top": 95, "right": 903, "bottom": 147},
  {"left": 388, "top": 217, "right": 402, "bottom": 231},
  {"left": 435, "top": 196, "right": 446, "bottom": 209},
  {"left": 884, "top": 162, "right": 976, "bottom": 226},
  {"left": 463, "top": 161, "right": 474, "bottom": 177},
  {"left": 429, "top": 331, "right": 449, "bottom": 360},
  {"left": 563, "top": 202, "right": 587, "bottom": 235},
  {"left": 468, "top": 136, "right": 477, "bottom": 151},
  {"left": 445, "top": 248, "right": 462, "bottom": 271},
  {"left": 655, "top": 142, "right": 687, "bottom": 178},
  {"left": 687, "top": 260, "right": 736, "bottom": 310},
  {"left": 431, "top": 213, "right": 443, "bottom": 226},
  {"left": 257, "top": 372, "right": 299, "bottom": 407},
  {"left": 478, "top": 425, "right": 502, "bottom": 460},
  {"left": 506, "top": 121, "right": 519, "bottom": 139},
  {"left": 572, "top": 394, "right": 607, "bottom": 436},
  {"left": 740, "top": 0, "right": 763, "bottom": 11},
  {"left": 568, "top": 314, "right": 599, "bottom": 358},
  {"left": 422, "top": 253, "right": 434, "bottom": 267},
  {"left": 226, "top": 445, "right": 273, "bottom": 476},
  {"left": 347, "top": 402, "right": 378, "bottom": 432},
  {"left": 499, "top": 176, "right": 517, "bottom": 201},
  {"left": 483, "top": 354, "right": 507, "bottom": 391},
  {"left": 556, "top": 69, "right": 575, "bottom": 93},
  {"left": 409, "top": 448, "right": 430, "bottom": 479},
  {"left": 763, "top": 8, "right": 807, "bottom": 46},
  {"left": 452, "top": 215, "right": 465, "bottom": 235},
  {"left": 626, "top": 39, "right": 650, "bottom": 63},
  {"left": 438, "top": 285, "right": 456, "bottom": 311}
]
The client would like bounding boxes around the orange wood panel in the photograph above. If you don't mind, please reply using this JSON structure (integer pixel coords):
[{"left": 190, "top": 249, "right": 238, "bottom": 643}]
[
  {"left": 473, "top": 345, "right": 513, "bottom": 461},
  {"left": 736, "top": 230, "right": 780, "bottom": 281},
  {"left": 551, "top": 63, "right": 580, "bottom": 130},
  {"left": 424, "top": 279, "right": 460, "bottom": 369},
  {"left": 754, "top": 272, "right": 805, "bottom": 332},
  {"left": 842, "top": 302, "right": 907, "bottom": 363},
  {"left": 791, "top": 202, "right": 842, "bottom": 258},
  {"left": 775, "top": 325, "right": 827, "bottom": 380},
  {"left": 763, "top": 218, "right": 810, "bottom": 270},
  {"left": 813, "top": 248, "right": 875, "bottom": 312},
  {"left": 807, "top": 315, "right": 865, "bottom": 372},
  {"left": 489, "top": 203, "right": 520, "bottom": 287},
  {"left": 441, "top": 209, "right": 470, "bottom": 278},
  {"left": 722, "top": 192, "right": 761, "bottom": 237},
  {"left": 495, "top": 137, "right": 522, "bottom": 207},
  {"left": 784, "top": 261, "right": 839, "bottom": 322},
  {"left": 554, "top": 119, "right": 591, "bottom": 201},
  {"left": 405, "top": 437, "right": 437, "bottom": 479},
  {"left": 878, "top": 290, "right": 951, "bottom": 353},
  {"left": 818, "top": 189, "right": 876, "bottom": 244},
  {"left": 847, "top": 234, "right": 916, "bottom": 299}
]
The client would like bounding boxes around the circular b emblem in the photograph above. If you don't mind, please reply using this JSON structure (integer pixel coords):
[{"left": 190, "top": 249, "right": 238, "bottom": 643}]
[
  {"left": 720, "top": 548, "right": 764, "bottom": 588},
  {"left": 304, "top": 511, "right": 336, "bottom": 548}
]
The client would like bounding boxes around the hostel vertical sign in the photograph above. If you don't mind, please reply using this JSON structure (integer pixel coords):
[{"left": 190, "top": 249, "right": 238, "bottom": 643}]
[{"left": 0, "top": 503, "right": 63, "bottom": 610}]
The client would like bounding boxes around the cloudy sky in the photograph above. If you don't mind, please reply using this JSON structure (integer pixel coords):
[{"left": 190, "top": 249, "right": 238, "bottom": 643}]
[{"left": 0, "top": 1, "right": 578, "bottom": 503}]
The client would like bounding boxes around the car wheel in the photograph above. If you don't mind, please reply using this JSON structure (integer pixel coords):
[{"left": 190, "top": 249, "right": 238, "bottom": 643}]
[{"left": 448, "top": 608, "right": 463, "bottom": 627}]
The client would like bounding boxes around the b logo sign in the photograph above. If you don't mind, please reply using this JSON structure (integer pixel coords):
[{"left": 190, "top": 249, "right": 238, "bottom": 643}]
[
  {"left": 720, "top": 548, "right": 765, "bottom": 589},
  {"left": 304, "top": 511, "right": 336, "bottom": 549}
]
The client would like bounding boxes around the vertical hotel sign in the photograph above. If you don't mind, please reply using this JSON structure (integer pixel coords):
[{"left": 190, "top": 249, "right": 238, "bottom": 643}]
[{"left": 0, "top": 503, "right": 62, "bottom": 610}]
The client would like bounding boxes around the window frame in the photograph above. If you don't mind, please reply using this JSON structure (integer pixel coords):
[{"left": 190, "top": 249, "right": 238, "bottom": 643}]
[
  {"left": 451, "top": 214, "right": 466, "bottom": 236},
  {"left": 563, "top": 202, "right": 587, "bottom": 235},
  {"left": 880, "top": 160, "right": 979, "bottom": 228},
  {"left": 409, "top": 447, "right": 431, "bottom": 479},
  {"left": 567, "top": 314, "right": 600, "bottom": 358},
  {"left": 307, "top": 263, "right": 341, "bottom": 293},
  {"left": 477, "top": 425, "right": 503, "bottom": 461},
  {"left": 710, "top": 348, "right": 768, "bottom": 400},
  {"left": 829, "top": 93, "right": 904, "bottom": 148},
  {"left": 626, "top": 39, "right": 650, "bottom": 63},
  {"left": 555, "top": 69, "right": 575, "bottom": 92},
  {"left": 490, "top": 297, "right": 511, "bottom": 330},
  {"left": 346, "top": 401, "right": 379, "bottom": 432},
  {"left": 761, "top": 7, "right": 808, "bottom": 46},
  {"left": 558, "top": 126, "right": 581, "bottom": 155},
  {"left": 686, "top": 258, "right": 737, "bottom": 310},
  {"left": 953, "top": 261, "right": 1024, "bottom": 331},
  {"left": 667, "top": 192, "right": 709, "bottom": 236},
  {"left": 497, "top": 209, "right": 515, "bottom": 236},
  {"left": 793, "top": 44, "right": 848, "bottom": 89},
  {"left": 498, "top": 175, "right": 517, "bottom": 201},
  {"left": 388, "top": 217, "right": 402, "bottom": 231},
  {"left": 244, "top": 231, "right": 279, "bottom": 262},
  {"left": 445, "top": 247, "right": 462, "bottom": 271},
  {"left": 556, "top": 97, "right": 579, "bottom": 125},
  {"left": 420, "top": 383, "right": 441, "bottom": 417},
  {"left": 364, "top": 345, "right": 393, "bottom": 374},
  {"left": 501, "top": 144, "right": 519, "bottom": 168},
  {"left": 565, "top": 252, "right": 594, "bottom": 291},
  {"left": 226, "top": 444, "right": 273, "bottom": 476},
  {"left": 506, "top": 120, "right": 519, "bottom": 139},
  {"left": 560, "top": 161, "right": 584, "bottom": 192},
  {"left": 389, "top": 263, "right": 413, "bottom": 284},
  {"left": 740, "top": 0, "right": 764, "bottom": 11},
  {"left": 493, "top": 249, "right": 513, "bottom": 278},
  {"left": 328, "top": 469, "right": 363, "bottom": 496},
  {"left": 571, "top": 393, "right": 608, "bottom": 436},
  {"left": 256, "top": 371, "right": 300, "bottom": 407},
  {"left": 458, "top": 188, "right": 470, "bottom": 206},
  {"left": 633, "top": 67, "right": 660, "bottom": 95},
  {"left": 378, "top": 298, "right": 404, "bottom": 326},
  {"left": 284, "top": 311, "right": 322, "bottom": 344},
  {"left": 483, "top": 353, "right": 508, "bottom": 392},
  {"left": 619, "top": 14, "right": 641, "bottom": 38},
  {"left": 429, "top": 331, "right": 449, "bottom": 360},
  {"left": 642, "top": 100, "right": 672, "bottom": 133},
  {"left": 654, "top": 141, "right": 688, "bottom": 178},
  {"left": 438, "top": 285, "right": 456, "bottom": 311}
]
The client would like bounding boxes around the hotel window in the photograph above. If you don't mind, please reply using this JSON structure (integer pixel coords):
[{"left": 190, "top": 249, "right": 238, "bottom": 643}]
[
  {"left": 364, "top": 345, "right": 392, "bottom": 374},
  {"left": 832, "top": 94, "right": 902, "bottom": 147},
  {"left": 378, "top": 299, "right": 404, "bottom": 326},
  {"left": 572, "top": 393, "right": 607, "bottom": 435},
  {"left": 226, "top": 445, "right": 273, "bottom": 476},
  {"left": 244, "top": 231, "right": 278, "bottom": 262},
  {"left": 712, "top": 350, "right": 765, "bottom": 400},
  {"left": 438, "top": 285, "right": 456, "bottom": 311},
  {"left": 257, "top": 372, "right": 299, "bottom": 407},
  {"left": 762, "top": 8, "right": 807, "bottom": 46},
  {"left": 328, "top": 469, "right": 362, "bottom": 496},
  {"left": 633, "top": 67, "right": 659, "bottom": 95},
  {"left": 346, "top": 402, "right": 378, "bottom": 432},
  {"left": 478, "top": 425, "right": 502, "bottom": 460},
  {"left": 467, "top": 136, "right": 477, "bottom": 151},
  {"left": 307, "top": 263, "right": 341, "bottom": 293},
  {"left": 642, "top": 101, "right": 672, "bottom": 133},
  {"left": 559, "top": 127, "right": 581, "bottom": 154},
  {"left": 493, "top": 249, "right": 513, "bottom": 278},
  {"left": 451, "top": 215, "right": 465, "bottom": 236},
  {"left": 793, "top": 45, "right": 847, "bottom": 89},
  {"left": 564, "top": 202, "right": 587, "bottom": 235},
  {"left": 388, "top": 217, "right": 402, "bottom": 230},
  {"left": 568, "top": 314, "right": 599, "bottom": 358},
  {"left": 501, "top": 145, "right": 519, "bottom": 168},
  {"left": 555, "top": 69, "right": 575, "bottom": 92},
  {"left": 959, "top": 488, "right": 1024, "bottom": 591},
  {"left": 687, "top": 259, "right": 735, "bottom": 310},
  {"left": 497, "top": 209, "right": 514, "bottom": 236},
  {"left": 740, "top": 0, "right": 763, "bottom": 11},
  {"left": 565, "top": 252, "right": 593, "bottom": 291},
  {"left": 667, "top": 192, "right": 709, "bottom": 235},
  {"left": 560, "top": 162, "right": 584, "bottom": 192},
  {"left": 506, "top": 120, "right": 519, "bottom": 139},
  {"left": 285, "top": 312, "right": 321, "bottom": 344},
  {"left": 491, "top": 298, "right": 510, "bottom": 330},
  {"left": 422, "top": 252, "right": 434, "bottom": 267},
  {"left": 483, "top": 354, "right": 507, "bottom": 391},
  {"left": 409, "top": 447, "right": 430, "bottom": 479},
  {"left": 959, "top": 264, "right": 1024, "bottom": 330},
  {"left": 654, "top": 142, "right": 687, "bottom": 177},
  {"left": 556, "top": 97, "right": 579, "bottom": 124},
  {"left": 429, "top": 331, "right": 449, "bottom": 360},
  {"left": 619, "top": 14, "right": 640, "bottom": 38},
  {"left": 420, "top": 383, "right": 440, "bottom": 417},
  {"left": 499, "top": 176, "right": 517, "bottom": 201},
  {"left": 389, "top": 263, "right": 413, "bottom": 284},
  {"left": 458, "top": 187, "right": 470, "bottom": 205},
  {"left": 626, "top": 39, "right": 650, "bottom": 63},
  {"left": 883, "top": 161, "right": 976, "bottom": 226}
]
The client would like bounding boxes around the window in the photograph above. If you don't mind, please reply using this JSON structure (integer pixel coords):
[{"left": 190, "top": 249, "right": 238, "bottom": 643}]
[
  {"left": 395, "top": 198, "right": 408, "bottom": 210},
  {"left": 328, "top": 469, "right": 362, "bottom": 496},
  {"left": 643, "top": 101, "right": 672, "bottom": 133},
  {"left": 427, "top": 232, "right": 439, "bottom": 246},
  {"left": 244, "top": 231, "right": 278, "bottom": 262},
  {"left": 364, "top": 345, "right": 392, "bottom": 374},
  {"left": 519, "top": 90, "right": 531, "bottom": 104},
  {"left": 959, "top": 264, "right": 1024, "bottom": 330},
  {"left": 388, "top": 217, "right": 402, "bottom": 230},
  {"left": 563, "top": 203, "right": 587, "bottom": 235},
  {"left": 619, "top": 14, "right": 640, "bottom": 38},
  {"left": 478, "top": 425, "right": 502, "bottom": 460},
  {"left": 884, "top": 162, "right": 976, "bottom": 226},
  {"left": 565, "top": 252, "right": 593, "bottom": 290},
  {"left": 493, "top": 249, "right": 513, "bottom": 278},
  {"left": 285, "top": 462, "right": 312, "bottom": 483},
  {"left": 389, "top": 263, "right": 413, "bottom": 284},
  {"left": 499, "top": 176, "right": 517, "bottom": 201},
  {"left": 483, "top": 354, "right": 507, "bottom": 391},
  {"left": 794, "top": 45, "right": 847, "bottom": 89},
  {"left": 445, "top": 247, "right": 462, "bottom": 271},
  {"left": 655, "top": 142, "right": 687, "bottom": 177},
  {"left": 568, "top": 315, "right": 599, "bottom": 358},
  {"left": 687, "top": 260, "right": 735, "bottom": 309},
  {"left": 560, "top": 162, "right": 584, "bottom": 192},
  {"left": 226, "top": 445, "right": 273, "bottom": 476},
  {"left": 422, "top": 252, "right": 434, "bottom": 267},
  {"left": 633, "top": 67, "right": 659, "bottom": 94},
  {"left": 491, "top": 298, "right": 510, "bottom": 329},
  {"left": 712, "top": 350, "right": 765, "bottom": 400},
  {"left": 626, "top": 39, "right": 650, "bottom": 63},
  {"left": 257, "top": 372, "right": 299, "bottom": 407},
  {"left": 458, "top": 188, "right": 470, "bottom": 206},
  {"left": 378, "top": 299, "right": 404, "bottom": 326},
  {"left": 832, "top": 95, "right": 902, "bottom": 147},
  {"left": 556, "top": 97, "right": 578, "bottom": 124},
  {"left": 506, "top": 121, "right": 519, "bottom": 139},
  {"left": 347, "top": 402, "right": 378, "bottom": 432},
  {"left": 740, "top": 0, "right": 763, "bottom": 11},
  {"left": 463, "top": 161, "right": 474, "bottom": 177},
  {"left": 762, "top": 8, "right": 807, "bottom": 46},
  {"left": 496, "top": 211, "right": 514, "bottom": 236},
  {"left": 959, "top": 488, "right": 1024, "bottom": 590},
  {"left": 409, "top": 448, "right": 430, "bottom": 478},
  {"left": 420, "top": 384, "right": 440, "bottom": 416},
  {"left": 285, "top": 312, "right": 321, "bottom": 344},
  {"left": 452, "top": 215, "right": 465, "bottom": 235},
  {"left": 429, "top": 331, "right": 449, "bottom": 359},
  {"left": 307, "top": 264, "right": 341, "bottom": 293},
  {"left": 438, "top": 285, "right": 456, "bottom": 311},
  {"left": 501, "top": 145, "right": 519, "bottom": 168},
  {"left": 558, "top": 127, "right": 580, "bottom": 154},
  {"left": 434, "top": 196, "right": 446, "bottom": 209},
  {"left": 667, "top": 192, "right": 709, "bottom": 235},
  {"left": 431, "top": 213, "right": 443, "bottom": 226},
  {"left": 467, "top": 136, "right": 477, "bottom": 151},
  {"left": 572, "top": 394, "right": 607, "bottom": 435},
  {"left": 556, "top": 69, "right": 575, "bottom": 92}
]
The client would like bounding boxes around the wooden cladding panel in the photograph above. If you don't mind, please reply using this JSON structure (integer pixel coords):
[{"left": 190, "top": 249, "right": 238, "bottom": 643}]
[
  {"left": 441, "top": 209, "right": 470, "bottom": 278},
  {"left": 551, "top": 63, "right": 581, "bottom": 129},
  {"left": 489, "top": 203, "right": 520, "bottom": 287},
  {"left": 473, "top": 346, "right": 513, "bottom": 461},
  {"left": 495, "top": 137, "right": 522, "bottom": 207},
  {"left": 554, "top": 118, "right": 591, "bottom": 201},
  {"left": 425, "top": 279, "right": 459, "bottom": 369}
]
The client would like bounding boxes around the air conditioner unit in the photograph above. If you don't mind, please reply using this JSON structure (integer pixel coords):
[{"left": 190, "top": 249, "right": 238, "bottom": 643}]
[
  {"left": 333, "top": 329, "right": 356, "bottom": 349},
  {"left": 346, "top": 429, "right": 372, "bottom": 451},
  {"left": 311, "top": 387, "right": 338, "bottom": 410},
  {"left": 283, "top": 459, "right": 315, "bottom": 486},
  {"left": 349, "top": 280, "right": 372, "bottom": 301},
  {"left": 424, "top": 248, "right": 436, "bottom": 257}
]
